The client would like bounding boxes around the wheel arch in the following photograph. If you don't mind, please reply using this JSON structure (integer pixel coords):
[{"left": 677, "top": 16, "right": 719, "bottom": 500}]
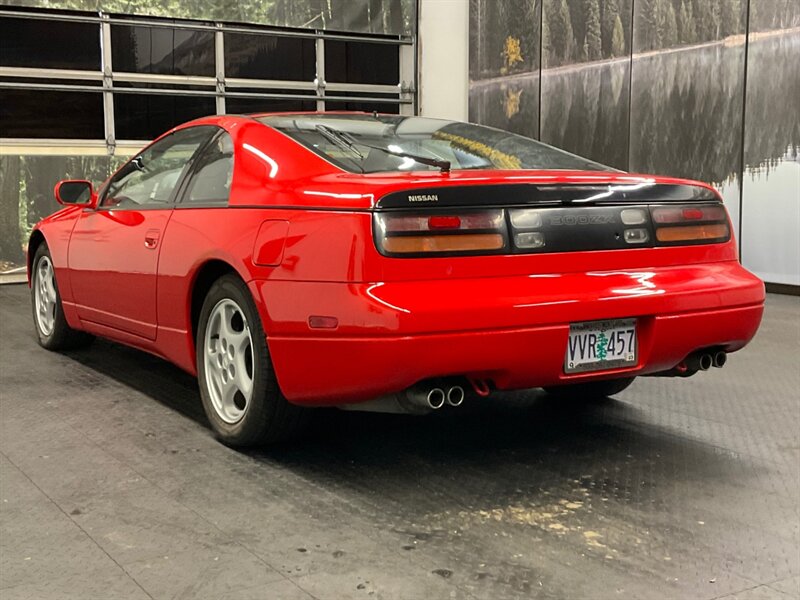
[
  {"left": 189, "top": 259, "right": 243, "bottom": 344},
  {"left": 27, "top": 229, "right": 46, "bottom": 283}
]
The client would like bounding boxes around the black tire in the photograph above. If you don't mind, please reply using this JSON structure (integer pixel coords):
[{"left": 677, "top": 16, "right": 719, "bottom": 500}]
[
  {"left": 543, "top": 377, "right": 635, "bottom": 399},
  {"left": 30, "top": 243, "right": 94, "bottom": 351},
  {"left": 196, "top": 273, "right": 308, "bottom": 447}
]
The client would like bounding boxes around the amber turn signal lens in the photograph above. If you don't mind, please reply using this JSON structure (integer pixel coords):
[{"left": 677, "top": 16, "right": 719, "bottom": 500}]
[
  {"left": 656, "top": 223, "right": 729, "bottom": 242},
  {"left": 382, "top": 233, "right": 505, "bottom": 253}
]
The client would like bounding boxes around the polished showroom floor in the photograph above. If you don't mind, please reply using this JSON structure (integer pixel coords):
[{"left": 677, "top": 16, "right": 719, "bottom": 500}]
[{"left": 0, "top": 284, "right": 798, "bottom": 600}]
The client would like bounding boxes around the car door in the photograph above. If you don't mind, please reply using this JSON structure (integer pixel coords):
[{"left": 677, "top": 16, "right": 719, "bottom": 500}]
[{"left": 68, "top": 126, "right": 216, "bottom": 340}]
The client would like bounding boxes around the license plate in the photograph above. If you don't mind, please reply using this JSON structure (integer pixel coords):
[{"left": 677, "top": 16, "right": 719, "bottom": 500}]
[{"left": 565, "top": 319, "right": 637, "bottom": 373}]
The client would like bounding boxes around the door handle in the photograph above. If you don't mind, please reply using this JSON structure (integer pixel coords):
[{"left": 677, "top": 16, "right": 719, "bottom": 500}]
[{"left": 144, "top": 229, "right": 160, "bottom": 249}]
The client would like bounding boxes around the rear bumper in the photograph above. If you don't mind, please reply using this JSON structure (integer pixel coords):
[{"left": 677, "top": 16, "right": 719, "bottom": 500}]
[{"left": 253, "top": 261, "right": 765, "bottom": 404}]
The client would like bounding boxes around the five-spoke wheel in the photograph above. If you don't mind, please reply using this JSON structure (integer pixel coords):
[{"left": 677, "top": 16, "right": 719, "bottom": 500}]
[
  {"left": 196, "top": 274, "right": 308, "bottom": 446},
  {"left": 30, "top": 242, "right": 94, "bottom": 350},
  {"left": 34, "top": 255, "right": 57, "bottom": 337},
  {"left": 203, "top": 299, "right": 254, "bottom": 424}
]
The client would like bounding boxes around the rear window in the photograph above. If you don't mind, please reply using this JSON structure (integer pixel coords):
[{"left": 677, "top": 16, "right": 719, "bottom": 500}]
[{"left": 257, "top": 114, "right": 613, "bottom": 174}]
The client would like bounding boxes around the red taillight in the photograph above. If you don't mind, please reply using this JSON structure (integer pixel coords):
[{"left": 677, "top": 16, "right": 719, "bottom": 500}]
[
  {"left": 375, "top": 209, "right": 507, "bottom": 255},
  {"left": 652, "top": 205, "right": 726, "bottom": 224},
  {"left": 651, "top": 203, "right": 730, "bottom": 244},
  {"left": 374, "top": 202, "right": 731, "bottom": 257},
  {"left": 428, "top": 215, "right": 461, "bottom": 230}
]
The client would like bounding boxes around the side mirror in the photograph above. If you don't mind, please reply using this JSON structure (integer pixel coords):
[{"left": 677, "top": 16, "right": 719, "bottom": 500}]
[{"left": 54, "top": 180, "right": 94, "bottom": 206}]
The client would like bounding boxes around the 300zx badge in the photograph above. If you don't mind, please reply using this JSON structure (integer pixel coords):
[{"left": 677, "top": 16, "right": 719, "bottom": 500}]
[{"left": 549, "top": 214, "right": 616, "bottom": 225}]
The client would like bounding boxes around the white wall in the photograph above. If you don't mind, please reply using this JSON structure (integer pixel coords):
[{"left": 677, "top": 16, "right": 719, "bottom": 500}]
[
  {"left": 417, "top": 0, "right": 469, "bottom": 120},
  {"left": 741, "top": 159, "right": 800, "bottom": 286}
]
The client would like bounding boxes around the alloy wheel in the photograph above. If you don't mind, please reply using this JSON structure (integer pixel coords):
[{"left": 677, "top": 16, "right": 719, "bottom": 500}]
[
  {"left": 203, "top": 298, "right": 255, "bottom": 424},
  {"left": 34, "top": 256, "right": 57, "bottom": 336}
]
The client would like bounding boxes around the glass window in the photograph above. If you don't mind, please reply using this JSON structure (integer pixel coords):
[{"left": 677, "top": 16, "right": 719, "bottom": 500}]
[
  {"left": 325, "top": 100, "right": 400, "bottom": 114},
  {"left": 114, "top": 94, "right": 216, "bottom": 140},
  {"left": 0, "top": 89, "right": 104, "bottom": 139},
  {"left": 225, "top": 97, "right": 316, "bottom": 114},
  {"left": 182, "top": 132, "right": 234, "bottom": 204},
  {"left": 258, "top": 114, "right": 612, "bottom": 174},
  {"left": 325, "top": 40, "right": 399, "bottom": 85},
  {"left": 111, "top": 25, "right": 215, "bottom": 76},
  {"left": 224, "top": 33, "right": 315, "bottom": 81},
  {"left": 102, "top": 126, "right": 215, "bottom": 208},
  {"left": 0, "top": 16, "right": 101, "bottom": 70}
]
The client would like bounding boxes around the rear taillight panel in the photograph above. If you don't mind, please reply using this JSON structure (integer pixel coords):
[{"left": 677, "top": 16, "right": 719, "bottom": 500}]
[
  {"left": 373, "top": 202, "right": 731, "bottom": 257},
  {"left": 374, "top": 209, "right": 509, "bottom": 256},
  {"left": 649, "top": 204, "right": 730, "bottom": 245}
]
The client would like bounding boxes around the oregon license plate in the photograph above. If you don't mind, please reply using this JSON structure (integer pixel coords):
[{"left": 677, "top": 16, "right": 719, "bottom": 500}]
[{"left": 565, "top": 319, "right": 637, "bottom": 373}]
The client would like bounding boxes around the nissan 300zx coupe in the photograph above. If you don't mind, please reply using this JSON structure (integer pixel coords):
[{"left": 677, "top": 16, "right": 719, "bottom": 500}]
[{"left": 28, "top": 113, "right": 765, "bottom": 446}]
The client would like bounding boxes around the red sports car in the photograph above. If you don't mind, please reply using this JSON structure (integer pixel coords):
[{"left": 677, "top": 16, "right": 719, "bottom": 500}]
[{"left": 28, "top": 113, "right": 765, "bottom": 446}]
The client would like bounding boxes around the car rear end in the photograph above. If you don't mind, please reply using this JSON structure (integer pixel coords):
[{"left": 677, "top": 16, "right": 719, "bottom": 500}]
[{"left": 262, "top": 173, "right": 764, "bottom": 405}]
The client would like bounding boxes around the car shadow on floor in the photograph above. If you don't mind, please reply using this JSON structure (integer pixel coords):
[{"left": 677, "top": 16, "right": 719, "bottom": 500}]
[
  {"left": 64, "top": 338, "right": 209, "bottom": 425},
  {"left": 257, "top": 393, "right": 751, "bottom": 514},
  {"left": 62, "top": 336, "right": 750, "bottom": 519}
]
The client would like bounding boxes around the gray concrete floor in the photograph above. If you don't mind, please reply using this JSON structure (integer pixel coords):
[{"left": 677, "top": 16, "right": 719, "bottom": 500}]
[{"left": 0, "top": 283, "right": 798, "bottom": 600}]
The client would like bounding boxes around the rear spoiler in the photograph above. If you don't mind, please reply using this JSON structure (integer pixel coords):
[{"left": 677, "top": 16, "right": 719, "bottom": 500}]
[{"left": 375, "top": 183, "right": 718, "bottom": 210}]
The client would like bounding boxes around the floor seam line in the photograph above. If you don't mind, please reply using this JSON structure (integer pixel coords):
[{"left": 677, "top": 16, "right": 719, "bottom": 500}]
[
  {"left": 52, "top": 418, "right": 303, "bottom": 589},
  {"left": 0, "top": 448, "right": 156, "bottom": 600}
]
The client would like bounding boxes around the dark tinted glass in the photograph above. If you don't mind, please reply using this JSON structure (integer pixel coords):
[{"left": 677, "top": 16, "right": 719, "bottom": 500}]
[
  {"left": 325, "top": 41, "right": 399, "bottom": 85},
  {"left": 183, "top": 132, "right": 234, "bottom": 204},
  {"left": 0, "top": 76, "right": 102, "bottom": 87},
  {"left": 113, "top": 81, "right": 212, "bottom": 91},
  {"left": 224, "top": 33, "right": 315, "bottom": 80},
  {"left": 103, "top": 126, "right": 214, "bottom": 208},
  {"left": 225, "top": 97, "right": 316, "bottom": 114},
  {"left": 259, "top": 114, "right": 612, "bottom": 174},
  {"left": 114, "top": 94, "right": 215, "bottom": 140},
  {"left": 0, "top": 89, "right": 104, "bottom": 139},
  {"left": 0, "top": 17, "right": 100, "bottom": 70},
  {"left": 111, "top": 25, "right": 215, "bottom": 76},
  {"left": 325, "top": 100, "right": 400, "bottom": 114}
]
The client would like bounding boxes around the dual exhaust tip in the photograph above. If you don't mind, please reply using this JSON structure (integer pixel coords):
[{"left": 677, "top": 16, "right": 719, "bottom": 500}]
[
  {"left": 421, "top": 352, "right": 729, "bottom": 405},
  {"left": 425, "top": 385, "right": 465, "bottom": 410},
  {"left": 691, "top": 350, "right": 727, "bottom": 372}
]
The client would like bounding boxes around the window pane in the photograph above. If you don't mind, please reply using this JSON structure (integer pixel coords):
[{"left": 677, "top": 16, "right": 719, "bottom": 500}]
[
  {"left": 324, "top": 41, "right": 399, "bottom": 85},
  {"left": 0, "top": 17, "right": 101, "bottom": 70},
  {"left": 0, "top": 76, "right": 102, "bottom": 87},
  {"left": 114, "top": 94, "right": 216, "bottom": 140},
  {"left": 0, "top": 89, "right": 104, "bottom": 139},
  {"left": 113, "top": 81, "right": 212, "bottom": 91},
  {"left": 225, "top": 33, "right": 315, "bottom": 81},
  {"left": 103, "top": 126, "right": 215, "bottom": 208},
  {"left": 225, "top": 97, "right": 316, "bottom": 114},
  {"left": 183, "top": 132, "right": 234, "bottom": 204},
  {"left": 258, "top": 114, "right": 611, "bottom": 174},
  {"left": 111, "top": 25, "right": 215, "bottom": 76},
  {"left": 325, "top": 100, "right": 400, "bottom": 114}
]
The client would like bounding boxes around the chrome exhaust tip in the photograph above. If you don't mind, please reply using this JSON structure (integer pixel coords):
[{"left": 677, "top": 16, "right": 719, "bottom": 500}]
[
  {"left": 713, "top": 351, "right": 727, "bottom": 368},
  {"left": 426, "top": 388, "right": 446, "bottom": 410},
  {"left": 699, "top": 353, "right": 713, "bottom": 371},
  {"left": 446, "top": 386, "right": 465, "bottom": 407}
]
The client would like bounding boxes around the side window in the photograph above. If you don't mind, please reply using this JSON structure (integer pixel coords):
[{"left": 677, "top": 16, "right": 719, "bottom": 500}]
[
  {"left": 102, "top": 126, "right": 214, "bottom": 208},
  {"left": 182, "top": 132, "right": 234, "bottom": 205}
]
